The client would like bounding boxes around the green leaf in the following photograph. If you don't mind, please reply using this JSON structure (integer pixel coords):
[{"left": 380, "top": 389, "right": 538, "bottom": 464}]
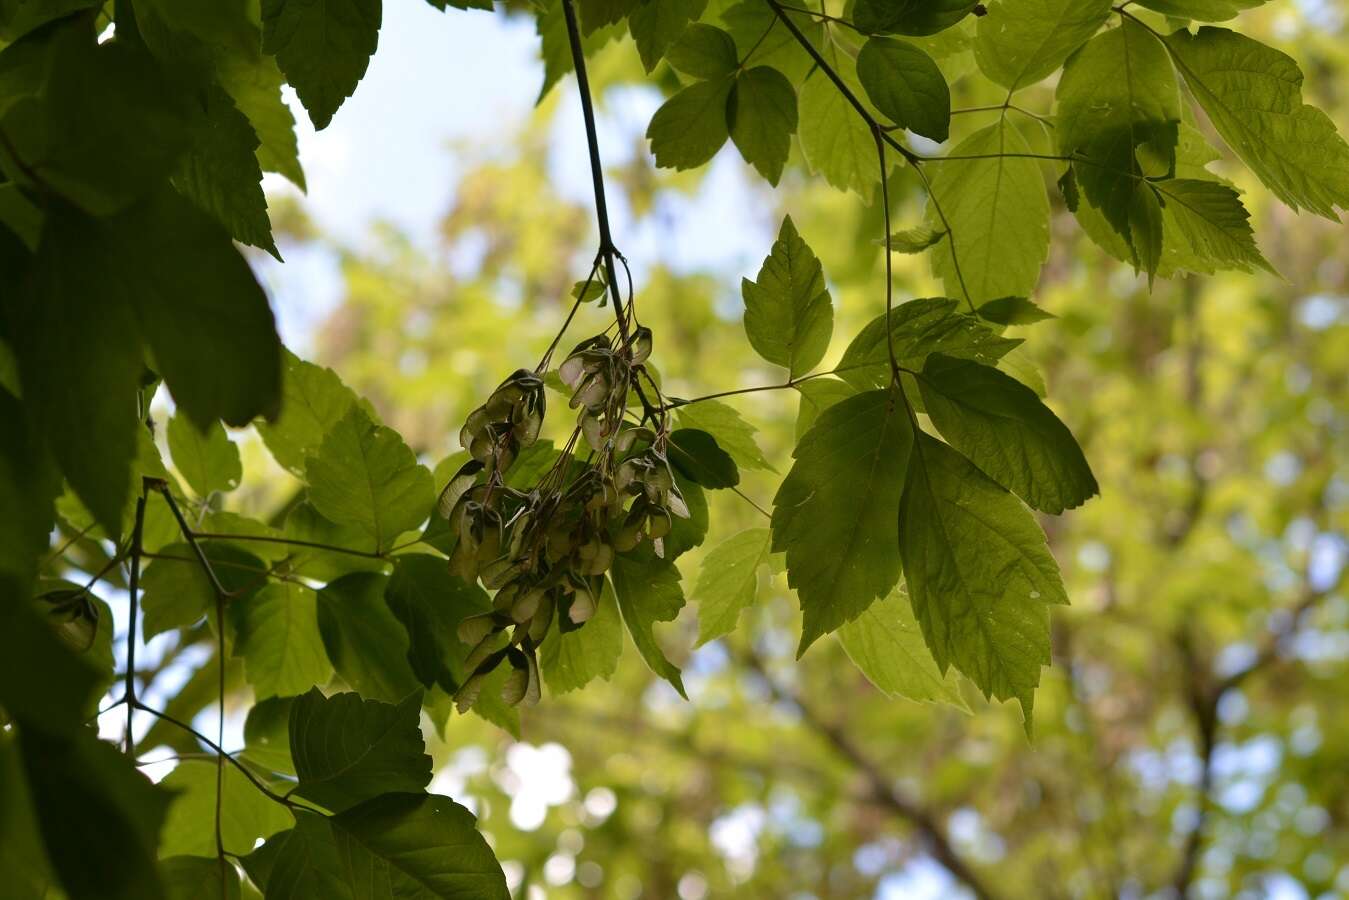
[
  {"left": 741, "top": 216, "right": 834, "bottom": 378},
  {"left": 289, "top": 688, "right": 431, "bottom": 813},
  {"left": 577, "top": 0, "right": 636, "bottom": 34},
  {"left": 976, "top": 296, "right": 1053, "bottom": 326},
  {"left": 856, "top": 37, "right": 950, "bottom": 142},
  {"left": 675, "top": 400, "right": 774, "bottom": 472},
  {"left": 794, "top": 378, "right": 856, "bottom": 440},
  {"left": 728, "top": 65, "right": 798, "bottom": 185},
  {"left": 885, "top": 226, "right": 946, "bottom": 254},
  {"left": 385, "top": 554, "right": 491, "bottom": 692},
  {"left": 0, "top": 387, "right": 59, "bottom": 596},
  {"left": 173, "top": 83, "right": 278, "bottom": 258},
  {"left": 974, "top": 0, "right": 1112, "bottom": 91},
  {"left": 917, "top": 355, "right": 1098, "bottom": 513},
  {"left": 0, "top": 734, "right": 56, "bottom": 897},
  {"left": 535, "top": 0, "right": 624, "bottom": 100},
  {"left": 1130, "top": 180, "right": 1165, "bottom": 284},
  {"left": 1152, "top": 178, "right": 1273, "bottom": 274},
  {"left": 668, "top": 428, "right": 740, "bottom": 489},
  {"left": 610, "top": 554, "right": 687, "bottom": 697},
  {"left": 261, "top": 0, "right": 382, "bottom": 130},
  {"left": 244, "top": 794, "right": 508, "bottom": 900},
  {"left": 1136, "top": 0, "right": 1267, "bottom": 20},
  {"left": 927, "top": 119, "right": 1050, "bottom": 306},
  {"left": 231, "top": 582, "right": 333, "bottom": 700},
  {"left": 1163, "top": 26, "right": 1349, "bottom": 218},
  {"left": 646, "top": 75, "right": 733, "bottom": 171},
  {"left": 772, "top": 388, "right": 914, "bottom": 654},
  {"left": 628, "top": 0, "right": 706, "bottom": 72},
  {"left": 140, "top": 543, "right": 265, "bottom": 639},
  {"left": 899, "top": 433, "right": 1067, "bottom": 727},
  {"left": 316, "top": 572, "right": 423, "bottom": 702},
  {"left": 798, "top": 53, "right": 878, "bottom": 196},
  {"left": 719, "top": 0, "right": 819, "bottom": 81},
  {"left": 159, "top": 759, "right": 294, "bottom": 858},
  {"left": 0, "top": 601, "right": 101, "bottom": 738},
  {"left": 540, "top": 579, "right": 624, "bottom": 694},
  {"left": 244, "top": 696, "right": 297, "bottom": 776},
  {"left": 837, "top": 589, "right": 968, "bottom": 709},
  {"left": 838, "top": 298, "right": 1022, "bottom": 391},
  {"left": 167, "top": 415, "right": 242, "bottom": 498},
  {"left": 283, "top": 502, "right": 387, "bottom": 581},
  {"left": 218, "top": 50, "right": 307, "bottom": 191},
  {"left": 305, "top": 407, "right": 435, "bottom": 553},
  {"left": 18, "top": 728, "right": 174, "bottom": 900},
  {"left": 667, "top": 22, "right": 738, "bottom": 78},
  {"left": 161, "top": 856, "right": 240, "bottom": 900},
  {"left": 853, "top": 0, "right": 977, "bottom": 36},
  {"left": 0, "top": 21, "right": 189, "bottom": 214},
  {"left": 1056, "top": 18, "right": 1181, "bottom": 264},
  {"left": 256, "top": 349, "right": 364, "bottom": 475},
  {"left": 693, "top": 527, "right": 771, "bottom": 646}
]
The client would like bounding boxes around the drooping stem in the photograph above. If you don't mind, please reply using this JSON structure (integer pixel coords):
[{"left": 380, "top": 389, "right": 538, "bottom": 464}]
[
  {"left": 874, "top": 126, "right": 899, "bottom": 379},
  {"left": 123, "top": 488, "right": 149, "bottom": 757}
]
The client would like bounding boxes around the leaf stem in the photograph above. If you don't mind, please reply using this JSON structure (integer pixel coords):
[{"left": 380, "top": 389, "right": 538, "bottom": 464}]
[
  {"left": 186, "top": 531, "right": 386, "bottom": 560},
  {"left": 124, "top": 488, "right": 148, "bottom": 757}
]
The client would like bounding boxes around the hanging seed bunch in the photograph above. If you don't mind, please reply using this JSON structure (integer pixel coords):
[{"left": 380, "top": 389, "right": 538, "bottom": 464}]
[{"left": 439, "top": 325, "right": 689, "bottom": 713}]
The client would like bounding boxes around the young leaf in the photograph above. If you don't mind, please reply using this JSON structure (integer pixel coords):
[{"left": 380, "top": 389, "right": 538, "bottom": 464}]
[
  {"left": 837, "top": 589, "right": 968, "bottom": 709},
  {"left": 610, "top": 554, "right": 687, "bottom": 698},
  {"left": 668, "top": 428, "right": 740, "bottom": 489},
  {"left": 1164, "top": 26, "right": 1349, "bottom": 218},
  {"left": 256, "top": 349, "right": 364, "bottom": 475},
  {"left": 974, "top": 0, "right": 1112, "bottom": 91},
  {"left": 927, "top": 119, "right": 1051, "bottom": 306},
  {"left": 159, "top": 760, "right": 293, "bottom": 858},
  {"left": 261, "top": 0, "right": 382, "bottom": 130},
  {"left": 316, "top": 572, "right": 423, "bottom": 703},
  {"left": 244, "top": 795, "right": 508, "bottom": 899},
  {"left": 728, "top": 65, "right": 798, "bottom": 185},
  {"left": 899, "top": 433, "right": 1067, "bottom": 728},
  {"left": 856, "top": 37, "right": 950, "bottom": 142},
  {"left": 646, "top": 76, "right": 734, "bottom": 171},
  {"left": 773, "top": 389, "right": 914, "bottom": 654},
  {"left": 540, "top": 579, "right": 624, "bottom": 694},
  {"left": 693, "top": 527, "right": 772, "bottom": 646},
  {"left": 884, "top": 226, "right": 946, "bottom": 254},
  {"left": 305, "top": 408, "right": 435, "bottom": 553},
  {"left": 230, "top": 582, "right": 333, "bottom": 700},
  {"left": 917, "top": 355, "right": 1098, "bottom": 514},
  {"left": 741, "top": 216, "right": 834, "bottom": 378},
  {"left": 666, "top": 22, "right": 738, "bottom": 78},
  {"left": 167, "top": 415, "right": 242, "bottom": 498},
  {"left": 385, "top": 554, "right": 491, "bottom": 692},
  {"left": 675, "top": 400, "right": 774, "bottom": 472},
  {"left": 289, "top": 688, "right": 432, "bottom": 813}
]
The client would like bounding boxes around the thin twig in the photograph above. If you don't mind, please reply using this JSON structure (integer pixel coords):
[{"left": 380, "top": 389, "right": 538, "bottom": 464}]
[{"left": 124, "top": 489, "right": 148, "bottom": 757}]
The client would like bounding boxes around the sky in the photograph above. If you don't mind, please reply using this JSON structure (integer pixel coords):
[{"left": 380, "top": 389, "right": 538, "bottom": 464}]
[{"left": 258, "top": 1, "right": 770, "bottom": 353}]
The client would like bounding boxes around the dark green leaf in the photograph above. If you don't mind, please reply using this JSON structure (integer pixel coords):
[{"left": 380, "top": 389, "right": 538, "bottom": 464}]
[
  {"left": 261, "top": 0, "right": 382, "bottom": 130},
  {"left": 0, "top": 386, "right": 59, "bottom": 596},
  {"left": 675, "top": 400, "right": 774, "bottom": 472},
  {"left": 628, "top": 0, "right": 706, "bottom": 72},
  {"left": 853, "top": 0, "right": 977, "bottom": 36},
  {"left": 140, "top": 543, "right": 265, "bottom": 639},
  {"left": 218, "top": 52, "right": 307, "bottom": 190},
  {"left": 159, "top": 759, "right": 294, "bottom": 858},
  {"left": 976, "top": 296, "right": 1053, "bottom": 326},
  {"left": 857, "top": 37, "right": 950, "bottom": 142},
  {"left": 772, "top": 388, "right": 914, "bottom": 654},
  {"left": 610, "top": 555, "right": 687, "bottom": 697},
  {"left": 794, "top": 378, "right": 856, "bottom": 440},
  {"left": 899, "top": 433, "right": 1067, "bottom": 728},
  {"left": 289, "top": 688, "right": 431, "bottom": 813},
  {"left": 646, "top": 75, "right": 732, "bottom": 171},
  {"left": 1152, "top": 177, "right": 1274, "bottom": 273},
  {"left": 917, "top": 354, "right": 1098, "bottom": 513},
  {"left": 668, "top": 428, "right": 740, "bottom": 489},
  {"left": 385, "top": 554, "right": 491, "bottom": 692},
  {"left": 974, "top": 0, "right": 1112, "bottom": 91},
  {"left": 667, "top": 22, "right": 738, "bottom": 78},
  {"left": 728, "top": 65, "right": 798, "bottom": 185},
  {"left": 316, "top": 572, "right": 423, "bottom": 703}
]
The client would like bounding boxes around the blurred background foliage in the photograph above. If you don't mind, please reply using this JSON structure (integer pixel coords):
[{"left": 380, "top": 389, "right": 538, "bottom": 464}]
[{"left": 104, "top": 2, "right": 1349, "bottom": 897}]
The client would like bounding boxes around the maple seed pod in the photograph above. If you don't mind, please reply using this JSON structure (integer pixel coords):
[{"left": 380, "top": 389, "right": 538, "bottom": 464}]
[
  {"left": 457, "top": 612, "right": 499, "bottom": 646},
  {"left": 629, "top": 326, "right": 653, "bottom": 365},
  {"left": 454, "top": 671, "right": 487, "bottom": 714},
  {"left": 437, "top": 459, "right": 485, "bottom": 518},
  {"left": 527, "top": 594, "right": 555, "bottom": 644},
  {"left": 567, "top": 578, "right": 597, "bottom": 624},
  {"left": 459, "top": 407, "right": 490, "bottom": 451}
]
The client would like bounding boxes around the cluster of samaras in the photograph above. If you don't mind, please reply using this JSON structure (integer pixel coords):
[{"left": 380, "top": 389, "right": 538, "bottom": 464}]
[{"left": 437, "top": 325, "right": 688, "bottom": 710}]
